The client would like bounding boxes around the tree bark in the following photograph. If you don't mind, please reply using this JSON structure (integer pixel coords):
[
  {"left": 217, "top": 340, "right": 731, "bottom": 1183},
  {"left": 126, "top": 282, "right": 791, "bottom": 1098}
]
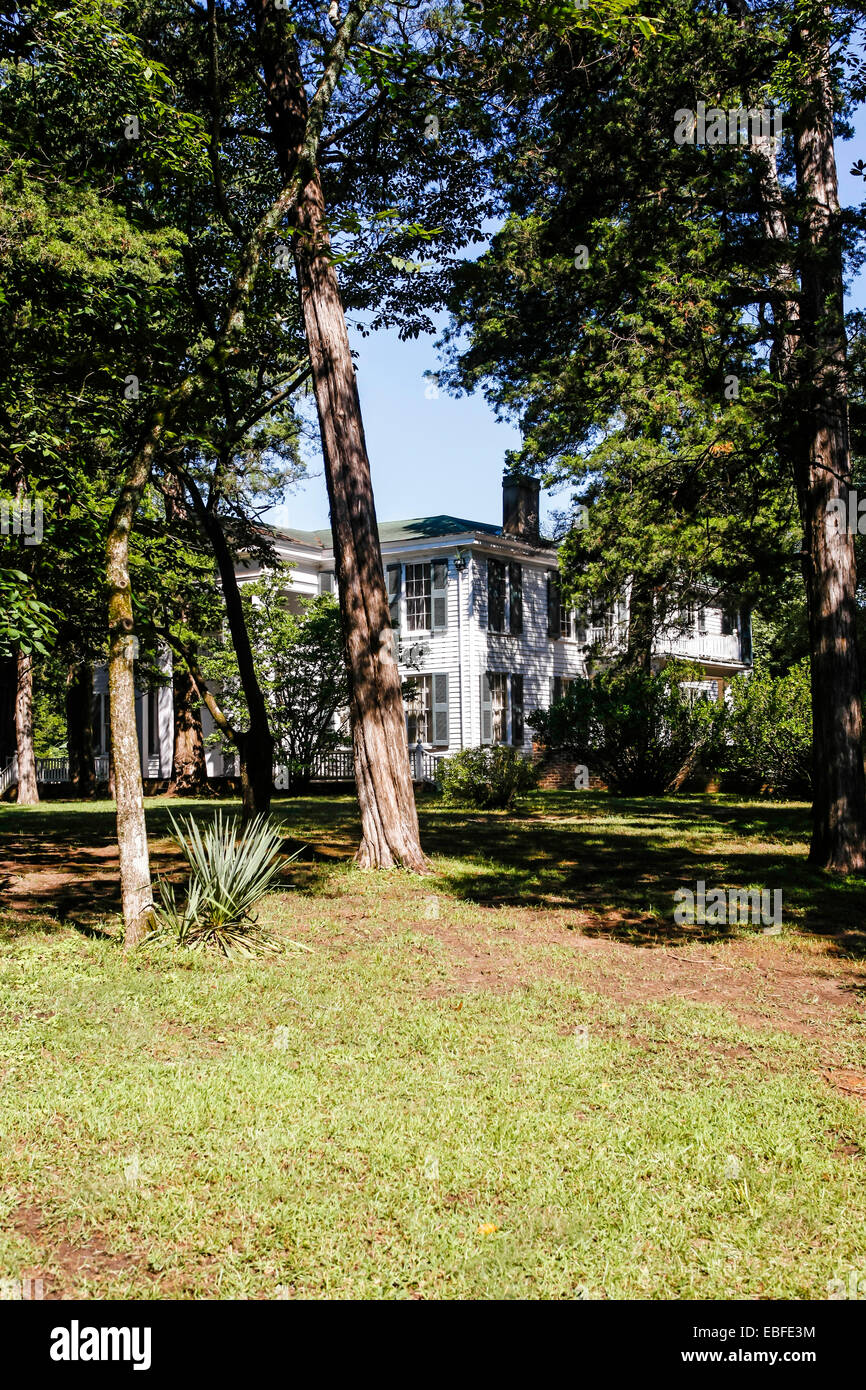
[
  {"left": 746, "top": 12, "right": 866, "bottom": 872},
  {"left": 251, "top": 0, "right": 426, "bottom": 869},
  {"left": 66, "top": 661, "right": 95, "bottom": 796},
  {"left": 180, "top": 472, "right": 274, "bottom": 817},
  {"left": 790, "top": 19, "right": 866, "bottom": 871},
  {"left": 624, "top": 580, "right": 654, "bottom": 673},
  {"left": 107, "top": 456, "right": 157, "bottom": 945},
  {"left": 169, "top": 661, "right": 206, "bottom": 794},
  {"left": 14, "top": 649, "right": 38, "bottom": 804}
]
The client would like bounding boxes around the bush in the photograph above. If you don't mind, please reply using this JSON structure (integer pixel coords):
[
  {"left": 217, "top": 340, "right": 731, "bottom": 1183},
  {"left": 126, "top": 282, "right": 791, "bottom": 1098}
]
[
  {"left": 716, "top": 659, "right": 812, "bottom": 793},
  {"left": 150, "top": 810, "right": 298, "bottom": 958},
  {"left": 528, "top": 664, "right": 721, "bottom": 795},
  {"left": 438, "top": 745, "right": 539, "bottom": 810}
]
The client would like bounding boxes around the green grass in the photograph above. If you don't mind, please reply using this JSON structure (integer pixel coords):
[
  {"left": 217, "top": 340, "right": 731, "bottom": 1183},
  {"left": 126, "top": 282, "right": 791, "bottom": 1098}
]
[{"left": 1, "top": 792, "right": 865, "bottom": 1298}]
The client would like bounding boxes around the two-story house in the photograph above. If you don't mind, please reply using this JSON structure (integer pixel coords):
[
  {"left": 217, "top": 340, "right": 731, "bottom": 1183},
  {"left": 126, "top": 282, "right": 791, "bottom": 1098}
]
[{"left": 88, "top": 474, "right": 751, "bottom": 780}]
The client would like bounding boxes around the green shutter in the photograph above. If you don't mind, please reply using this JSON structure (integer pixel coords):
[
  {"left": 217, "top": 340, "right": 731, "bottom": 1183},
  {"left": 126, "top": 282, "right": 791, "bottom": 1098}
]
[
  {"left": 387, "top": 564, "right": 401, "bottom": 628},
  {"left": 432, "top": 672, "right": 449, "bottom": 745},
  {"left": 508, "top": 563, "right": 523, "bottom": 635},
  {"left": 511, "top": 674, "right": 524, "bottom": 746},
  {"left": 547, "top": 574, "right": 561, "bottom": 638},
  {"left": 488, "top": 559, "right": 505, "bottom": 632},
  {"left": 432, "top": 561, "right": 448, "bottom": 630},
  {"left": 480, "top": 672, "right": 493, "bottom": 745}
]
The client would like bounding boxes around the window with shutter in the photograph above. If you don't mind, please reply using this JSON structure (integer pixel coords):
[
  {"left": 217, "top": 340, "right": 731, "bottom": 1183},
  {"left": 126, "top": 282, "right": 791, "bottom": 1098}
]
[
  {"left": 406, "top": 675, "right": 431, "bottom": 743},
  {"left": 432, "top": 672, "right": 449, "bottom": 745},
  {"left": 511, "top": 674, "right": 524, "bottom": 746},
  {"left": 432, "top": 561, "right": 448, "bottom": 630},
  {"left": 405, "top": 562, "right": 431, "bottom": 630},
  {"left": 480, "top": 672, "right": 493, "bottom": 745},
  {"left": 508, "top": 563, "right": 523, "bottom": 634},
  {"left": 547, "top": 574, "right": 561, "bottom": 639},
  {"left": 488, "top": 558, "right": 505, "bottom": 632}
]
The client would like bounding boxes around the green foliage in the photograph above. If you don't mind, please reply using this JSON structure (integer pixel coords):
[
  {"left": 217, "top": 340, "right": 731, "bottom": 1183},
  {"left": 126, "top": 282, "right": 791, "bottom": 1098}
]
[
  {"left": 438, "top": 744, "right": 539, "bottom": 810},
  {"left": 151, "top": 810, "right": 297, "bottom": 958},
  {"left": 204, "top": 579, "right": 349, "bottom": 778},
  {"left": 528, "top": 664, "right": 720, "bottom": 795},
  {"left": 0, "top": 569, "right": 55, "bottom": 658},
  {"left": 717, "top": 661, "right": 812, "bottom": 795}
]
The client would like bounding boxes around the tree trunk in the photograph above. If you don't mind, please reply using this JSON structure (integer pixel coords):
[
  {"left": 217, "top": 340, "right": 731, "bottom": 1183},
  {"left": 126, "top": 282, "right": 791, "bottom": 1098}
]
[
  {"left": 107, "top": 449, "right": 160, "bottom": 945},
  {"left": 791, "top": 19, "right": 866, "bottom": 872},
  {"left": 252, "top": 3, "right": 426, "bottom": 869},
  {"left": 66, "top": 661, "right": 95, "bottom": 797},
  {"left": 14, "top": 650, "right": 38, "bottom": 805},
  {"left": 181, "top": 474, "right": 274, "bottom": 817},
  {"left": 624, "top": 580, "right": 654, "bottom": 673},
  {"left": 169, "top": 661, "right": 206, "bottom": 795}
]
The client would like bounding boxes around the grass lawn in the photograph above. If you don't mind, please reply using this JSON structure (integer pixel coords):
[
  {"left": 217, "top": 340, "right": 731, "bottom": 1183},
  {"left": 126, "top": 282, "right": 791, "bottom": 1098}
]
[{"left": 1, "top": 790, "right": 865, "bottom": 1299}]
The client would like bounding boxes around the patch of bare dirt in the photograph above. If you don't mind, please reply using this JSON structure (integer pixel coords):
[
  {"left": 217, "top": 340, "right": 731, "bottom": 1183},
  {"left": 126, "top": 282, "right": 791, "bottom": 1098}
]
[{"left": 12, "top": 1203, "right": 142, "bottom": 1299}]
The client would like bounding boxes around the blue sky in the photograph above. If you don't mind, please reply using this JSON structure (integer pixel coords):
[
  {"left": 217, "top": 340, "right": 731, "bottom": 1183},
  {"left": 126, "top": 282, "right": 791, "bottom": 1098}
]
[{"left": 267, "top": 117, "right": 866, "bottom": 537}]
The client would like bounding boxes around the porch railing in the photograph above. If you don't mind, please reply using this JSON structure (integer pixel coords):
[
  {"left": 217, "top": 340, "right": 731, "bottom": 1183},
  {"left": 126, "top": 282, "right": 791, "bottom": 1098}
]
[{"left": 0, "top": 747, "right": 443, "bottom": 796}]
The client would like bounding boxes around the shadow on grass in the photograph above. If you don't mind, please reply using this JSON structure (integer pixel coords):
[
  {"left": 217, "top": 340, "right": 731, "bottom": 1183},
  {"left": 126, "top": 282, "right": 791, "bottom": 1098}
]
[{"left": 2, "top": 790, "right": 866, "bottom": 960}]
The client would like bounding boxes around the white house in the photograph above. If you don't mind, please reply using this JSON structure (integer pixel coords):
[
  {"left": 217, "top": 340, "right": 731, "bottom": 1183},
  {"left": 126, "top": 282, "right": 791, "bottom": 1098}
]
[{"left": 93, "top": 475, "right": 752, "bottom": 778}]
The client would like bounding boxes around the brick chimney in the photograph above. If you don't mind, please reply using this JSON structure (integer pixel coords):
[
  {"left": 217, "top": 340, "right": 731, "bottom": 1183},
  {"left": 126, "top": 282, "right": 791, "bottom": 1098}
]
[{"left": 502, "top": 473, "right": 540, "bottom": 543}]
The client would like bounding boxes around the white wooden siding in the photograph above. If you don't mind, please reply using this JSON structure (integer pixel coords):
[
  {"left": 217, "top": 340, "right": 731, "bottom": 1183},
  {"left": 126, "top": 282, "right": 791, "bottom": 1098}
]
[{"left": 95, "top": 528, "right": 750, "bottom": 773}]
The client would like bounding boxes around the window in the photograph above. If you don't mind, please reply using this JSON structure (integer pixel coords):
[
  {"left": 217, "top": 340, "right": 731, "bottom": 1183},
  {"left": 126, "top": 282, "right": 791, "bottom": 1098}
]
[
  {"left": 720, "top": 608, "right": 737, "bottom": 636},
  {"left": 395, "top": 561, "right": 448, "bottom": 634},
  {"left": 481, "top": 672, "right": 525, "bottom": 745},
  {"left": 697, "top": 607, "right": 708, "bottom": 635},
  {"left": 490, "top": 672, "right": 508, "bottom": 743},
  {"left": 318, "top": 571, "right": 336, "bottom": 595},
  {"left": 405, "top": 675, "right": 431, "bottom": 743},
  {"left": 487, "top": 559, "right": 523, "bottom": 634},
  {"left": 550, "top": 676, "right": 575, "bottom": 705},
  {"left": 560, "top": 603, "right": 577, "bottom": 639},
  {"left": 405, "top": 563, "right": 431, "bottom": 631},
  {"left": 405, "top": 673, "right": 449, "bottom": 746}
]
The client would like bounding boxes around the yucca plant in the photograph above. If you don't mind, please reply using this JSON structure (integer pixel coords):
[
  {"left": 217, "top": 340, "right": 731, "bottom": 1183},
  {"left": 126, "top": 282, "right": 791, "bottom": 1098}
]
[{"left": 150, "top": 810, "right": 300, "bottom": 958}]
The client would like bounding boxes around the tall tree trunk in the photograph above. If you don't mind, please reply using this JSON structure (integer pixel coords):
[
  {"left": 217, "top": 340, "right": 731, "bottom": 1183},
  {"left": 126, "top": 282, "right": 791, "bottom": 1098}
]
[
  {"left": 14, "top": 650, "right": 38, "bottom": 804},
  {"left": 66, "top": 661, "right": 95, "bottom": 797},
  {"left": 169, "top": 661, "right": 206, "bottom": 795},
  {"left": 624, "top": 580, "right": 654, "bottom": 673},
  {"left": 103, "top": 0, "right": 364, "bottom": 937},
  {"left": 791, "top": 19, "right": 866, "bottom": 872},
  {"left": 252, "top": 1, "right": 426, "bottom": 869},
  {"left": 181, "top": 474, "right": 274, "bottom": 817},
  {"left": 107, "top": 448, "right": 160, "bottom": 946}
]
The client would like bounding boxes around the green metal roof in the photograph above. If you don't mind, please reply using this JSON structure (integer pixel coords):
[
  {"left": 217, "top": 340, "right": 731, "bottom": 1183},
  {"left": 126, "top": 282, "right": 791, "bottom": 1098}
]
[{"left": 272, "top": 514, "right": 502, "bottom": 548}]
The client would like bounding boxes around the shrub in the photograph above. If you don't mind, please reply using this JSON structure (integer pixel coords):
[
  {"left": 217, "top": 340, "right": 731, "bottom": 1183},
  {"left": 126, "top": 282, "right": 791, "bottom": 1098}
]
[
  {"left": 438, "top": 745, "right": 539, "bottom": 810},
  {"left": 528, "top": 664, "right": 721, "bottom": 795},
  {"left": 150, "top": 810, "right": 298, "bottom": 958},
  {"left": 716, "top": 659, "right": 812, "bottom": 793}
]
